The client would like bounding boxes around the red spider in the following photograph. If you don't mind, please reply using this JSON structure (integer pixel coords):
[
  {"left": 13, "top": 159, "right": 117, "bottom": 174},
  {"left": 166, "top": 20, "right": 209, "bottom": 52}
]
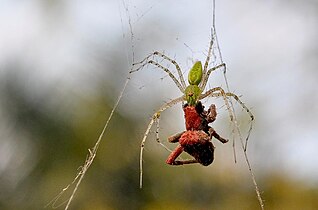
[{"left": 166, "top": 101, "right": 228, "bottom": 166}]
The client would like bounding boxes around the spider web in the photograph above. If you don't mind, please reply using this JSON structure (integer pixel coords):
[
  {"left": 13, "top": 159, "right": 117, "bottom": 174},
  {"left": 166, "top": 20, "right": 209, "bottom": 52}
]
[
  {"left": 47, "top": 1, "right": 264, "bottom": 209},
  {"left": 211, "top": 1, "right": 264, "bottom": 208}
]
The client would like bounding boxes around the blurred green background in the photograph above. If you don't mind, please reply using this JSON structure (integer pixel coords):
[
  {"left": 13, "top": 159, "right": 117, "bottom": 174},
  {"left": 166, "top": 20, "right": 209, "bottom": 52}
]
[{"left": 1, "top": 0, "right": 318, "bottom": 209}]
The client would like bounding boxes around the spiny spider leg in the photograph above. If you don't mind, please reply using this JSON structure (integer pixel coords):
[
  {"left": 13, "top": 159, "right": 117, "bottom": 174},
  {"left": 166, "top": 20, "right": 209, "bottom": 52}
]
[
  {"left": 216, "top": 92, "right": 254, "bottom": 151},
  {"left": 200, "top": 63, "right": 226, "bottom": 90},
  {"left": 200, "top": 31, "right": 226, "bottom": 91},
  {"left": 131, "top": 60, "right": 184, "bottom": 92},
  {"left": 199, "top": 87, "right": 234, "bottom": 122},
  {"left": 154, "top": 113, "right": 173, "bottom": 153},
  {"left": 203, "top": 32, "right": 214, "bottom": 76},
  {"left": 200, "top": 88, "right": 254, "bottom": 150},
  {"left": 139, "top": 96, "right": 184, "bottom": 188},
  {"left": 152, "top": 51, "right": 186, "bottom": 88},
  {"left": 131, "top": 51, "right": 186, "bottom": 91},
  {"left": 201, "top": 90, "right": 254, "bottom": 122}
]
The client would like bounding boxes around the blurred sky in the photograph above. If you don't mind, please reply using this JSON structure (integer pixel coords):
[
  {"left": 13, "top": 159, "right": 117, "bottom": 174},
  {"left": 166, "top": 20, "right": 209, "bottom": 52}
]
[{"left": 0, "top": 0, "right": 318, "bottom": 197}]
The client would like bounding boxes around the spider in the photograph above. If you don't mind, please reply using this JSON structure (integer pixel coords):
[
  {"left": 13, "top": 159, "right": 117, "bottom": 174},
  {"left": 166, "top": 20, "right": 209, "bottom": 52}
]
[
  {"left": 130, "top": 37, "right": 254, "bottom": 188},
  {"left": 166, "top": 101, "right": 228, "bottom": 166}
]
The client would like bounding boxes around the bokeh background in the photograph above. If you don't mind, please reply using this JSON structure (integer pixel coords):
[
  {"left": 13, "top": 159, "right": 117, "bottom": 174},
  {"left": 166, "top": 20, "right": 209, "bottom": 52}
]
[{"left": 0, "top": 0, "right": 317, "bottom": 209}]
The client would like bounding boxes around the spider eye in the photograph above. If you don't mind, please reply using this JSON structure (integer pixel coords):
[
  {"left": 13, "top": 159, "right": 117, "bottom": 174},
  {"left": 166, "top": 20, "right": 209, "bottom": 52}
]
[
  {"left": 184, "top": 85, "right": 202, "bottom": 106},
  {"left": 188, "top": 61, "right": 203, "bottom": 85}
]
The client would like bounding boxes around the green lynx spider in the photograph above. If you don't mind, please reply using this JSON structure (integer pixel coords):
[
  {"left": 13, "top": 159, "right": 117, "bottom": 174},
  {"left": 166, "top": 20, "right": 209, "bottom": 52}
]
[{"left": 130, "top": 37, "right": 254, "bottom": 188}]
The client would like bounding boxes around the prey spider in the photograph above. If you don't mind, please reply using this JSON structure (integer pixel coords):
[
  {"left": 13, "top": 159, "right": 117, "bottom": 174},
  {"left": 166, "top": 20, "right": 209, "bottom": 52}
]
[
  {"left": 166, "top": 101, "right": 228, "bottom": 166},
  {"left": 130, "top": 37, "right": 254, "bottom": 188}
]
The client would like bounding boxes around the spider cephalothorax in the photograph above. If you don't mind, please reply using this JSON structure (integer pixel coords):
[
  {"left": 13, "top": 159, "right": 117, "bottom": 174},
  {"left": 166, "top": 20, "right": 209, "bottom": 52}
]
[{"left": 166, "top": 101, "right": 228, "bottom": 166}]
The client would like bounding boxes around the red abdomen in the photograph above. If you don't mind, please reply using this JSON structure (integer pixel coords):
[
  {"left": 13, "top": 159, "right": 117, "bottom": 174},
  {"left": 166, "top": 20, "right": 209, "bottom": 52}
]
[{"left": 184, "top": 106, "right": 202, "bottom": 131}]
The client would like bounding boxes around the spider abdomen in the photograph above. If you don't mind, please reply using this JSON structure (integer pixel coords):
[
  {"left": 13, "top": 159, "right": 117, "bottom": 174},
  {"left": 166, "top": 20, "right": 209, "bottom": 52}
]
[
  {"left": 179, "top": 130, "right": 215, "bottom": 166},
  {"left": 184, "top": 106, "right": 204, "bottom": 131}
]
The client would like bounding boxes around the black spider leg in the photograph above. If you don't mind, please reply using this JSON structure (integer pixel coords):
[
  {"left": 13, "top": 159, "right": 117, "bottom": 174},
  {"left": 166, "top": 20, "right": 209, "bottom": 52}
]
[{"left": 196, "top": 101, "right": 228, "bottom": 143}]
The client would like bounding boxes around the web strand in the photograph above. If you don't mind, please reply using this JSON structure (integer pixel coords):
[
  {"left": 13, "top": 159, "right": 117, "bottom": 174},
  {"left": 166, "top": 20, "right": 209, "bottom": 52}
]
[
  {"left": 212, "top": 0, "right": 264, "bottom": 209},
  {"left": 47, "top": 1, "right": 135, "bottom": 208}
]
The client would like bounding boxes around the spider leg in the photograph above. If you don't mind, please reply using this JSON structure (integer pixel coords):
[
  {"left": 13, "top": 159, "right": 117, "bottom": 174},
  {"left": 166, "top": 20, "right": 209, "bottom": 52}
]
[
  {"left": 200, "top": 63, "right": 226, "bottom": 90},
  {"left": 168, "top": 131, "right": 186, "bottom": 143},
  {"left": 166, "top": 145, "right": 198, "bottom": 165},
  {"left": 131, "top": 60, "right": 184, "bottom": 92},
  {"left": 131, "top": 51, "right": 186, "bottom": 91},
  {"left": 215, "top": 92, "right": 254, "bottom": 151},
  {"left": 209, "top": 127, "right": 228, "bottom": 144},
  {"left": 201, "top": 88, "right": 254, "bottom": 150},
  {"left": 166, "top": 145, "right": 183, "bottom": 165},
  {"left": 203, "top": 32, "right": 214, "bottom": 76},
  {"left": 200, "top": 87, "right": 234, "bottom": 122},
  {"left": 207, "top": 91, "right": 260, "bottom": 208},
  {"left": 177, "top": 159, "right": 199, "bottom": 164},
  {"left": 224, "top": 92, "right": 254, "bottom": 121},
  {"left": 152, "top": 51, "right": 186, "bottom": 88},
  {"left": 202, "top": 90, "right": 254, "bottom": 122},
  {"left": 154, "top": 113, "right": 173, "bottom": 152},
  {"left": 139, "top": 96, "right": 184, "bottom": 188}
]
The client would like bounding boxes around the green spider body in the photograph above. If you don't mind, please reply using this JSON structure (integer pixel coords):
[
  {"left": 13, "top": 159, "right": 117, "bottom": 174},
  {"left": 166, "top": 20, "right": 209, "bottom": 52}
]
[
  {"left": 184, "top": 61, "right": 203, "bottom": 106},
  {"left": 132, "top": 47, "right": 254, "bottom": 194}
]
